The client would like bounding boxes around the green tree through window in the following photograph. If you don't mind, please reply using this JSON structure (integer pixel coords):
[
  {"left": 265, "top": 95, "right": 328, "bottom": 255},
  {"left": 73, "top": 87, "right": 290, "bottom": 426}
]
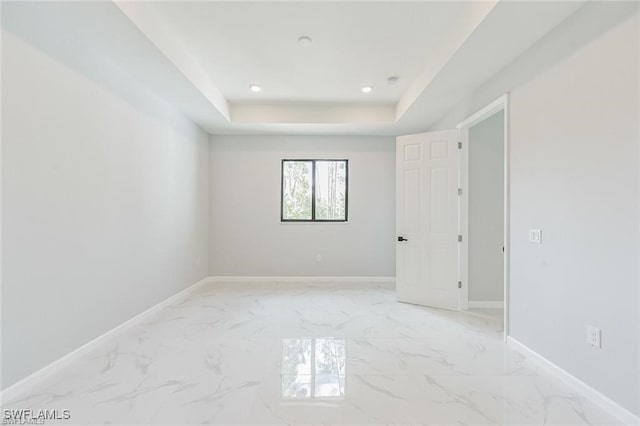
[{"left": 281, "top": 159, "right": 348, "bottom": 222}]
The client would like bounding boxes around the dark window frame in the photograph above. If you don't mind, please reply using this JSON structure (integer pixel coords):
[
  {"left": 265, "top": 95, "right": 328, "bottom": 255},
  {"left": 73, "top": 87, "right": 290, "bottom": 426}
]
[{"left": 280, "top": 159, "right": 349, "bottom": 222}]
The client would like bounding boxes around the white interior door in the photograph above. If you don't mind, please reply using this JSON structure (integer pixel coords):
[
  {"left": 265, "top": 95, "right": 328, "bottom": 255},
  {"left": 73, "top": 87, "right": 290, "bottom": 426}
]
[{"left": 396, "top": 130, "right": 460, "bottom": 310}]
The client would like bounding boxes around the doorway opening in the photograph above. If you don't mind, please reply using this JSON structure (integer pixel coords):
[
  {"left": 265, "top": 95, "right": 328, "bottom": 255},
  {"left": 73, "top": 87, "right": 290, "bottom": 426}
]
[
  {"left": 394, "top": 95, "right": 509, "bottom": 339},
  {"left": 457, "top": 95, "right": 509, "bottom": 339}
]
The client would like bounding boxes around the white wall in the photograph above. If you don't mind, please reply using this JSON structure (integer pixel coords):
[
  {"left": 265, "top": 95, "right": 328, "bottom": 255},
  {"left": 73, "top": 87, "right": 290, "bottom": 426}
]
[
  {"left": 209, "top": 135, "right": 395, "bottom": 277},
  {"left": 1, "top": 28, "right": 210, "bottom": 389},
  {"left": 468, "top": 111, "right": 504, "bottom": 302},
  {"left": 509, "top": 14, "right": 639, "bottom": 415},
  {"left": 434, "top": 4, "right": 639, "bottom": 416}
]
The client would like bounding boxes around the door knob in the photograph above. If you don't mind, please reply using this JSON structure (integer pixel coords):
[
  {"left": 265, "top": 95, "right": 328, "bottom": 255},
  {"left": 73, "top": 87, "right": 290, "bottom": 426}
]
[{"left": 397, "top": 236, "right": 408, "bottom": 242}]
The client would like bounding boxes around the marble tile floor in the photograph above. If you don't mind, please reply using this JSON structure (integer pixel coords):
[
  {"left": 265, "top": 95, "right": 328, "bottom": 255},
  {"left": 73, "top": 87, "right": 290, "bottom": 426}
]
[{"left": 2, "top": 282, "right": 622, "bottom": 425}]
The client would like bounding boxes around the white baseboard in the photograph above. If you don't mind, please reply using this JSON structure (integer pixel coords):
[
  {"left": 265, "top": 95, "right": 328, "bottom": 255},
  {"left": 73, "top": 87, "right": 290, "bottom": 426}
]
[
  {"left": 0, "top": 276, "right": 213, "bottom": 404},
  {"left": 210, "top": 276, "right": 396, "bottom": 284},
  {"left": 468, "top": 300, "right": 504, "bottom": 309},
  {"left": 507, "top": 336, "right": 640, "bottom": 425}
]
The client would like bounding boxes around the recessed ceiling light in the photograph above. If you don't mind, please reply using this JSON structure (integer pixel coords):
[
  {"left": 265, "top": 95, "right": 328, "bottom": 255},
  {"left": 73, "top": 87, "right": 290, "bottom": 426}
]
[
  {"left": 387, "top": 76, "right": 400, "bottom": 85},
  {"left": 298, "top": 35, "right": 312, "bottom": 46},
  {"left": 361, "top": 85, "right": 373, "bottom": 93},
  {"left": 249, "top": 83, "right": 262, "bottom": 93}
]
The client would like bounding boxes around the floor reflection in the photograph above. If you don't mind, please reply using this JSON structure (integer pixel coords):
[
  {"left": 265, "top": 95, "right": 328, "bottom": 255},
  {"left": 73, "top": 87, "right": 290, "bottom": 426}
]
[{"left": 281, "top": 338, "right": 346, "bottom": 400}]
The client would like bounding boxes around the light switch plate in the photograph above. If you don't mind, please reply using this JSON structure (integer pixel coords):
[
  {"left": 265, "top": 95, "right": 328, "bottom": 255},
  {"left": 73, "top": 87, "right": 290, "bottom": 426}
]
[{"left": 529, "top": 229, "right": 542, "bottom": 244}]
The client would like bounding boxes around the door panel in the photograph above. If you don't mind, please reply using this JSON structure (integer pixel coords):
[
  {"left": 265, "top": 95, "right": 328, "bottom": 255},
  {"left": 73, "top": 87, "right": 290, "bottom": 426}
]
[
  {"left": 396, "top": 130, "right": 459, "bottom": 310},
  {"left": 403, "top": 169, "right": 421, "bottom": 232}
]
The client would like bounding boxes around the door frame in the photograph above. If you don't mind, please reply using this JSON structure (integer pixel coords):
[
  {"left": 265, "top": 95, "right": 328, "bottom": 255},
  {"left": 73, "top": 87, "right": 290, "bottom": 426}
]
[{"left": 456, "top": 94, "right": 510, "bottom": 341}]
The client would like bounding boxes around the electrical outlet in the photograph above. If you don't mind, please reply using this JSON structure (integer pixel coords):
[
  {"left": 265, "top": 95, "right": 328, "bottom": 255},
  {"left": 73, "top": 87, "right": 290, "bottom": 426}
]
[
  {"left": 316, "top": 254, "right": 322, "bottom": 262},
  {"left": 587, "top": 325, "right": 601, "bottom": 348},
  {"left": 529, "top": 229, "right": 542, "bottom": 244}
]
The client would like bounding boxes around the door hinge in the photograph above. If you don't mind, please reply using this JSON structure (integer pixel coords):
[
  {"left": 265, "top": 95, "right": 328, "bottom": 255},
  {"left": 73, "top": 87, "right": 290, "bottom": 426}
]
[
  {"left": 458, "top": 281, "right": 462, "bottom": 289},
  {"left": 458, "top": 188, "right": 463, "bottom": 196},
  {"left": 458, "top": 234, "right": 463, "bottom": 242},
  {"left": 457, "top": 141, "right": 462, "bottom": 149}
]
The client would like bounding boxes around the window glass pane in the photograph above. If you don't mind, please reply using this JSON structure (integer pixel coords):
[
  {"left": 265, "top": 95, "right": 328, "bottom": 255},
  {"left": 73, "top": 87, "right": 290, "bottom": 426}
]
[
  {"left": 282, "top": 161, "right": 312, "bottom": 220},
  {"left": 315, "top": 161, "right": 347, "bottom": 220}
]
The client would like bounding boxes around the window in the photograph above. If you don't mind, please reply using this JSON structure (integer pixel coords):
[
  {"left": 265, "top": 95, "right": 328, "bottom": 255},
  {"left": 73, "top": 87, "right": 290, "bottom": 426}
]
[{"left": 281, "top": 159, "right": 348, "bottom": 222}]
